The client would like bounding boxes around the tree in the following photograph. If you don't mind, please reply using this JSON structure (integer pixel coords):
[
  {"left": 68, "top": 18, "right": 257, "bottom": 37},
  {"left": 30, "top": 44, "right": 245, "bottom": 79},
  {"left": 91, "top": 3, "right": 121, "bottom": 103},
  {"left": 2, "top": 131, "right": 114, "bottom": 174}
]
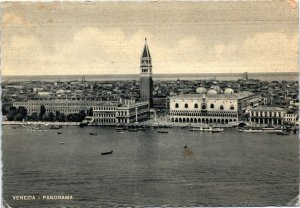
[
  {"left": 2, "top": 104, "right": 12, "bottom": 115},
  {"left": 6, "top": 106, "right": 17, "bottom": 121},
  {"left": 30, "top": 112, "right": 39, "bottom": 121},
  {"left": 87, "top": 107, "right": 93, "bottom": 116},
  {"left": 42, "top": 114, "right": 49, "bottom": 121},
  {"left": 17, "top": 106, "right": 27, "bottom": 119},
  {"left": 78, "top": 110, "right": 86, "bottom": 121},
  {"left": 56, "top": 111, "right": 66, "bottom": 122},
  {"left": 48, "top": 112, "right": 54, "bottom": 122},
  {"left": 14, "top": 113, "right": 24, "bottom": 121},
  {"left": 39, "top": 105, "right": 46, "bottom": 120}
]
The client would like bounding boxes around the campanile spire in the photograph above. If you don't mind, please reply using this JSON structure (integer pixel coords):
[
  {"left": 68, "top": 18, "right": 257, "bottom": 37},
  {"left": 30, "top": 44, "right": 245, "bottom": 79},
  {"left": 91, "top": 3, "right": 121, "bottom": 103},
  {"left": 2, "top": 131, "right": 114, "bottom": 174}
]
[{"left": 140, "top": 38, "right": 153, "bottom": 107}]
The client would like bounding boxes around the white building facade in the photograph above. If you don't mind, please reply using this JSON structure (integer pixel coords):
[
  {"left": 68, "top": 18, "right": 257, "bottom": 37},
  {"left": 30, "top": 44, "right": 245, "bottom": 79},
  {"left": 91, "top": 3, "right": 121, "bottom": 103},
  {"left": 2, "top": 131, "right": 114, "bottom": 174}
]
[
  {"left": 170, "top": 91, "right": 259, "bottom": 124},
  {"left": 247, "top": 106, "right": 286, "bottom": 125},
  {"left": 13, "top": 99, "right": 101, "bottom": 115},
  {"left": 92, "top": 101, "right": 150, "bottom": 125}
]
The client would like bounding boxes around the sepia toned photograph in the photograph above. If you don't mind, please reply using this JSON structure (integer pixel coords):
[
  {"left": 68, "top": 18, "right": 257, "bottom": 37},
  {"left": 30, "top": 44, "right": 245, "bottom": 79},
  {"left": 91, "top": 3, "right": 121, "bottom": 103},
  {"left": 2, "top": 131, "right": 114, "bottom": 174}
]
[{"left": 1, "top": 1, "right": 299, "bottom": 207}]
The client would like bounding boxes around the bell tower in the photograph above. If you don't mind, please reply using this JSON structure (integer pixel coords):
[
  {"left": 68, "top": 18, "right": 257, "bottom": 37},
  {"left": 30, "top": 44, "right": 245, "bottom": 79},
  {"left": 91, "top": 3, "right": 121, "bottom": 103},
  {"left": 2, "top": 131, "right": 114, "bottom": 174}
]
[{"left": 140, "top": 38, "right": 153, "bottom": 107}]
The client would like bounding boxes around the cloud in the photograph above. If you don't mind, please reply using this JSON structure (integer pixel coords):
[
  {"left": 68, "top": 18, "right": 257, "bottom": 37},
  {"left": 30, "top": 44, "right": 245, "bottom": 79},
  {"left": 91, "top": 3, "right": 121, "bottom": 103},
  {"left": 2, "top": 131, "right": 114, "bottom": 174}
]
[
  {"left": 2, "top": 13, "right": 31, "bottom": 28},
  {"left": 2, "top": 27, "right": 298, "bottom": 75}
]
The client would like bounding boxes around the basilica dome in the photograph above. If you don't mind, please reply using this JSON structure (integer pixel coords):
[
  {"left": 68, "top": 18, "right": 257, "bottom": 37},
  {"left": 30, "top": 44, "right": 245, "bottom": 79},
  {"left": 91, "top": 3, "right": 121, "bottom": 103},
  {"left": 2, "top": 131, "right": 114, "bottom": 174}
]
[
  {"left": 207, "top": 88, "right": 218, "bottom": 95},
  {"left": 196, "top": 87, "right": 207, "bottom": 94},
  {"left": 56, "top": 89, "right": 65, "bottom": 94},
  {"left": 224, "top": 87, "right": 234, "bottom": 94},
  {"left": 210, "top": 81, "right": 222, "bottom": 94}
]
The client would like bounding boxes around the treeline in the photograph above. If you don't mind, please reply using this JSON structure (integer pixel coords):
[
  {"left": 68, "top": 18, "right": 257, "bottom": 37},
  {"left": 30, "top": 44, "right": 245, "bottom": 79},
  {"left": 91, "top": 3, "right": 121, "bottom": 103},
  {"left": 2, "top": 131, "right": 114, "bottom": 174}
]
[{"left": 3, "top": 105, "right": 91, "bottom": 122}]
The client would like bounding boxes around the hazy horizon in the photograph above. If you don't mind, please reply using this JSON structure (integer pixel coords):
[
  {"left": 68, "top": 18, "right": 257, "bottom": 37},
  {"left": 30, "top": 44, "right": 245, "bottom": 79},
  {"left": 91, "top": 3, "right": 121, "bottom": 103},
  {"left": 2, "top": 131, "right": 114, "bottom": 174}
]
[
  {"left": 2, "top": 71, "right": 299, "bottom": 77},
  {"left": 2, "top": 1, "right": 298, "bottom": 76}
]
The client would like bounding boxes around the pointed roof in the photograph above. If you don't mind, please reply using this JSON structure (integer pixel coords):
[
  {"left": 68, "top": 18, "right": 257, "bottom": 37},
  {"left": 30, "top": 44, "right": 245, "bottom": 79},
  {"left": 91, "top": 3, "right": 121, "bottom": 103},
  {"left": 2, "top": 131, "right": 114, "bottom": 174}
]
[{"left": 142, "top": 38, "right": 151, "bottom": 58}]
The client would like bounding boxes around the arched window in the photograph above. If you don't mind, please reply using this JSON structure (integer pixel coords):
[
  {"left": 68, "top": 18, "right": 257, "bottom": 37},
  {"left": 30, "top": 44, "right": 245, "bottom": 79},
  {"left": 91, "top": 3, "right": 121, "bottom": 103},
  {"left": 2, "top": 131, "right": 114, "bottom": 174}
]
[
  {"left": 220, "top": 105, "right": 224, "bottom": 110},
  {"left": 210, "top": 104, "right": 214, "bottom": 109},
  {"left": 175, "top": 103, "right": 179, "bottom": 108},
  {"left": 230, "top": 105, "right": 234, "bottom": 110},
  {"left": 202, "top": 104, "right": 206, "bottom": 110},
  {"left": 185, "top": 103, "right": 188, "bottom": 108},
  {"left": 194, "top": 103, "right": 198, "bottom": 108}
]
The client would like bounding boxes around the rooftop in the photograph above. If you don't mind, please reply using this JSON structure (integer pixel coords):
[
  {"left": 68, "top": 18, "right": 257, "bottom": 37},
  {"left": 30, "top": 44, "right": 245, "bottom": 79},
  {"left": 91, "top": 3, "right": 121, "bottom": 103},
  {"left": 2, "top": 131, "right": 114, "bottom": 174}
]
[
  {"left": 171, "top": 91, "right": 254, "bottom": 100},
  {"left": 249, "top": 106, "right": 285, "bottom": 111}
]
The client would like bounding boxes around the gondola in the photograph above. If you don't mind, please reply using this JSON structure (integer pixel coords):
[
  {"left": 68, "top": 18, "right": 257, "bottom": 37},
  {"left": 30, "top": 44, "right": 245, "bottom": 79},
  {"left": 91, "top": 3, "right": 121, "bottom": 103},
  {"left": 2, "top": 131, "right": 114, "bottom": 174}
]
[{"left": 101, "top": 150, "right": 113, "bottom": 155}]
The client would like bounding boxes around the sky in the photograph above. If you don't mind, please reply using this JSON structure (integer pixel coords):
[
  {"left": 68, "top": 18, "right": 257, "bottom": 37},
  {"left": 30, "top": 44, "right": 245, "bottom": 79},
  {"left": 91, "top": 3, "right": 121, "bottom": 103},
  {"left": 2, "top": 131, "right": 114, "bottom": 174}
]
[{"left": 1, "top": 1, "right": 299, "bottom": 76}]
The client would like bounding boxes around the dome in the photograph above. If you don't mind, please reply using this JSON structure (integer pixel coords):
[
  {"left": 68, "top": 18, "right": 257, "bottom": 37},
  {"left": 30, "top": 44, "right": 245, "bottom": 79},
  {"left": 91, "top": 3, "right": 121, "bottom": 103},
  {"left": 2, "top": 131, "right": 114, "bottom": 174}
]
[
  {"left": 210, "top": 83, "right": 222, "bottom": 94},
  {"left": 224, "top": 88, "right": 234, "bottom": 94},
  {"left": 56, "top": 89, "right": 65, "bottom": 94},
  {"left": 196, "top": 87, "right": 207, "bottom": 94},
  {"left": 207, "top": 89, "right": 218, "bottom": 95}
]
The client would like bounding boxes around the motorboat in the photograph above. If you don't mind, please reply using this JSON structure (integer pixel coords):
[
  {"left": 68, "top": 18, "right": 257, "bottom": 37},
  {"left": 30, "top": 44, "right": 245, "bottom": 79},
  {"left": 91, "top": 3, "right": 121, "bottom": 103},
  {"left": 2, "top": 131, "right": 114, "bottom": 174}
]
[
  {"left": 190, "top": 126, "right": 223, "bottom": 132},
  {"left": 190, "top": 126, "right": 212, "bottom": 132},
  {"left": 211, "top": 128, "right": 224, "bottom": 133}
]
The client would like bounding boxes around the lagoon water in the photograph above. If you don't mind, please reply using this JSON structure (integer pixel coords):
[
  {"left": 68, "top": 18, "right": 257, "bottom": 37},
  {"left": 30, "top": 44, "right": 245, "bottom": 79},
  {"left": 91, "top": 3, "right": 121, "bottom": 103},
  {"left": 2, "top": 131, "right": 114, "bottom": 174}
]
[{"left": 2, "top": 126, "right": 299, "bottom": 207}]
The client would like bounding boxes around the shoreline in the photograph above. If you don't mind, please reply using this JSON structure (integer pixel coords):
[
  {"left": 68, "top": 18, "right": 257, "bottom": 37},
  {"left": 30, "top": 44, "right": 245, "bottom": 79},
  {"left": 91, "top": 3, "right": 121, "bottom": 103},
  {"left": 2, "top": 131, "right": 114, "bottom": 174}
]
[{"left": 2, "top": 120, "right": 294, "bottom": 129}]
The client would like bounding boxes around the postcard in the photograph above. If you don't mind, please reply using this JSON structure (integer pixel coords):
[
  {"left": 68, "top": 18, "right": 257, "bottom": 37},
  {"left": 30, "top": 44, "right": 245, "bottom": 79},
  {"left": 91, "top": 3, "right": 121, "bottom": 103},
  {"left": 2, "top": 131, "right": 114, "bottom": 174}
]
[{"left": 1, "top": 1, "right": 299, "bottom": 207}]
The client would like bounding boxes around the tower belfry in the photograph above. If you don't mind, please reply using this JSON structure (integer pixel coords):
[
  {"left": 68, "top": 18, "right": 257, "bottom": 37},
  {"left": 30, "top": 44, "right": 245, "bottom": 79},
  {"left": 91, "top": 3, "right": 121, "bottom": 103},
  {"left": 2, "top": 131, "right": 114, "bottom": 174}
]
[{"left": 140, "top": 38, "right": 153, "bottom": 107}]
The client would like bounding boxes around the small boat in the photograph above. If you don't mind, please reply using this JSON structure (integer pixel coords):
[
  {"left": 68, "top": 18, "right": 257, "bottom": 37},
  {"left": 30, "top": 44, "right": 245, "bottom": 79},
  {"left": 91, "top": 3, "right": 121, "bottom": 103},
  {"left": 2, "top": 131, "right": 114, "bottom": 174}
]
[
  {"left": 116, "top": 126, "right": 128, "bottom": 131},
  {"left": 190, "top": 126, "right": 212, "bottom": 132},
  {"left": 59, "top": 142, "right": 64, "bottom": 144},
  {"left": 276, "top": 131, "right": 290, "bottom": 135},
  {"left": 212, "top": 128, "right": 224, "bottom": 133},
  {"left": 101, "top": 150, "right": 113, "bottom": 155},
  {"left": 138, "top": 127, "right": 146, "bottom": 131},
  {"left": 89, "top": 133, "right": 97, "bottom": 136},
  {"left": 157, "top": 130, "right": 168, "bottom": 133},
  {"left": 50, "top": 126, "right": 60, "bottom": 129},
  {"left": 128, "top": 128, "right": 138, "bottom": 132},
  {"left": 57, "top": 132, "right": 63, "bottom": 135},
  {"left": 79, "top": 123, "right": 88, "bottom": 127},
  {"left": 239, "top": 127, "right": 282, "bottom": 133}
]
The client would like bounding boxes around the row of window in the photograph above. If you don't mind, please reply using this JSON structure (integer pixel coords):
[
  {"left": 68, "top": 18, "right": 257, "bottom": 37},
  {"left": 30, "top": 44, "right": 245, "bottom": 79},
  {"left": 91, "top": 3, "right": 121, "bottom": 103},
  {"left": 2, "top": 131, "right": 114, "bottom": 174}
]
[
  {"left": 14, "top": 102, "right": 98, "bottom": 106},
  {"left": 171, "top": 113, "right": 237, "bottom": 118},
  {"left": 93, "top": 106, "right": 117, "bottom": 111},
  {"left": 93, "top": 113, "right": 116, "bottom": 118},
  {"left": 93, "top": 118, "right": 116, "bottom": 123},
  {"left": 250, "top": 111, "right": 283, "bottom": 117},
  {"left": 175, "top": 103, "right": 235, "bottom": 110},
  {"left": 171, "top": 117, "right": 237, "bottom": 124}
]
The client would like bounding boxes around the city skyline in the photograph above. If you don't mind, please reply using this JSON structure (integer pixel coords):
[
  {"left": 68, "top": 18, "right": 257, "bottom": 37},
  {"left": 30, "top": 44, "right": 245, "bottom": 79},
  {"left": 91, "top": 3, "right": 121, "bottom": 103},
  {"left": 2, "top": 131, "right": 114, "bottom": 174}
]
[{"left": 2, "top": 1, "right": 298, "bottom": 76}]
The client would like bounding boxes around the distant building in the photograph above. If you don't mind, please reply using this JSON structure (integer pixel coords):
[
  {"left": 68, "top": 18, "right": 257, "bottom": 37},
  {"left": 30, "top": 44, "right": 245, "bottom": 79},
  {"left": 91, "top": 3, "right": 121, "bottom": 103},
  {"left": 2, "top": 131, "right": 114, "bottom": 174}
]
[
  {"left": 242, "top": 72, "right": 248, "bottom": 80},
  {"left": 170, "top": 83, "right": 260, "bottom": 124},
  {"left": 13, "top": 99, "right": 102, "bottom": 115},
  {"left": 247, "top": 106, "right": 286, "bottom": 125},
  {"left": 140, "top": 38, "right": 153, "bottom": 107},
  {"left": 284, "top": 113, "right": 298, "bottom": 124},
  {"left": 37, "top": 91, "right": 53, "bottom": 97},
  {"left": 92, "top": 100, "right": 149, "bottom": 125}
]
